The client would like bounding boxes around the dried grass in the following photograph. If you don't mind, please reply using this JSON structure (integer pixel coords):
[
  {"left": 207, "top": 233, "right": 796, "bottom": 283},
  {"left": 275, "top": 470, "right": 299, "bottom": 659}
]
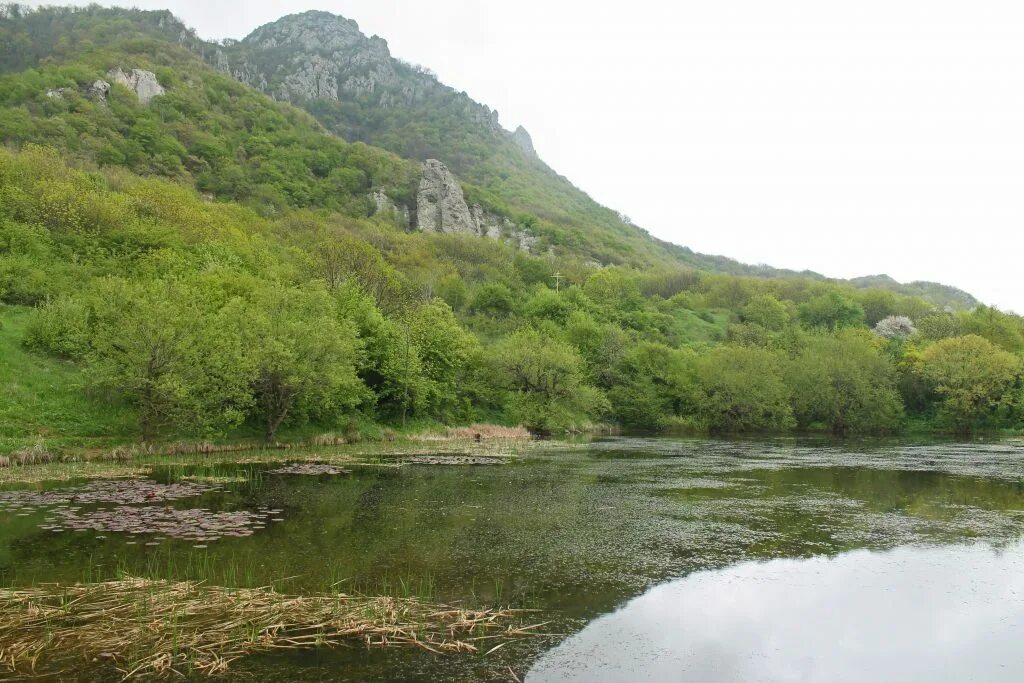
[
  {"left": 3, "top": 442, "right": 61, "bottom": 467},
  {"left": 412, "top": 424, "right": 531, "bottom": 442},
  {"left": 0, "top": 578, "right": 543, "bottom": 679}
]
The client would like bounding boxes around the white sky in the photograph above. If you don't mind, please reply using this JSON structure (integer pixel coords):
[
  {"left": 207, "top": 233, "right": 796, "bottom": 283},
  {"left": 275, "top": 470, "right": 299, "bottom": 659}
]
[{"left": 27, "top": 1, "right": 1024, "bottom": 311}]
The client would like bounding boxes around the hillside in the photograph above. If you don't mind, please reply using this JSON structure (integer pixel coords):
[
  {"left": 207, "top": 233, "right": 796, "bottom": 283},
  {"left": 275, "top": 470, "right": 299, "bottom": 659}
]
[
  {"left": 0, "top": 4, "right": 982, "bottom": 307},
  {"left": 0, "top": 4, "right": 1021, "bottom": 454}
]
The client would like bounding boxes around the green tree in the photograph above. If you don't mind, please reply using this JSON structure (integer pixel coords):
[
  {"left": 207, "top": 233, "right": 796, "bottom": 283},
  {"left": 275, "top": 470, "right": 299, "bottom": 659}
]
[
  {"left": 407, "top": 299, "right": 478, "bottom": 420},
  {"left": 798, "top": 292, "right": 865, "bottom": 331},
  {"left": 691, "top": 346, "right": 794, "bottom": 432},
  {"left": 916, "top": 335, "right": 1021, "bottom": 432},
  {"left": 492, "top": 329, "right": 606, "bottom": 433},
  {"left": 785, "top": 332, "right": 904, "bottom": 434},
  {"left": 741, "top": 294, "right": 791, "bottom": 332},
  {"left": 245, "top": 286, "right": 364, "bottom": 442},
  {"left": 87, "top": 279, "right": 253, "bottom": 441},
  {"left": 471, "top": 282, "right": 516, "bottom": 317},
  {"left": 607, "top": 342, "right": 695, "bottom": 430}
]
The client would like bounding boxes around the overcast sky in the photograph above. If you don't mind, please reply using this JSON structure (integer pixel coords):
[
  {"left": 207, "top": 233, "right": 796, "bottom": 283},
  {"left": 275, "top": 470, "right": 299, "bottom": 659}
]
[{"left": 29, "top": 1, "right": 1024, "bottom": 310}]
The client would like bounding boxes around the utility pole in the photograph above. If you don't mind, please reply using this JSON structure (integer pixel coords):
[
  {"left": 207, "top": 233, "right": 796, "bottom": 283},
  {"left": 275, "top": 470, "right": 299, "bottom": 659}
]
[{"left": 552, "top": 272, "right": 565, "bottom": 293}]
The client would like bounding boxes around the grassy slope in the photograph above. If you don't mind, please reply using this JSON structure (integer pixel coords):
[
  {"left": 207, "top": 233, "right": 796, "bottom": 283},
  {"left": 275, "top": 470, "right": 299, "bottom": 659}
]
[{"left": 0, "top": 305, "right": 134, "bottom": 452}]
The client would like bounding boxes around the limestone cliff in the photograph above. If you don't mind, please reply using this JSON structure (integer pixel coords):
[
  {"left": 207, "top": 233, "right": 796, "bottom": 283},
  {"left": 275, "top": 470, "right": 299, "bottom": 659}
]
[
  {"left": 409, "top": 160, "right": 537, "bottom": 251},
  {"left": 107, "top": 68, "right": 165, "bottom": 104}
]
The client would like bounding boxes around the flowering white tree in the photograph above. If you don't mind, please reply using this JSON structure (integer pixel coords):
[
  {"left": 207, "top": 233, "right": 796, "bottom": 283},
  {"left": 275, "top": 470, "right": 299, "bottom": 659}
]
[{"left": 874, "top": 315, "right": 916, "bottom": 339}]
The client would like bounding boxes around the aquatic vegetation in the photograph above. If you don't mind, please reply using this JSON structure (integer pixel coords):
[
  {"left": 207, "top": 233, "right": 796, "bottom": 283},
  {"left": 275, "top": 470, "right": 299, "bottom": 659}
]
[
  {"left": 266, "top": 463, "right": 352, "bottom": 475},
  {"left": 49, "top": 506, "right": 279, "bottom": 541},
  {"left": 406, "top": 455, "right": 511, "bottom": 466},
  {"left": 0, "top": 577, "right": 543, "bottom": 678},
  {"left": 0, "top": 479, "right": 215, "bottom": 510}
]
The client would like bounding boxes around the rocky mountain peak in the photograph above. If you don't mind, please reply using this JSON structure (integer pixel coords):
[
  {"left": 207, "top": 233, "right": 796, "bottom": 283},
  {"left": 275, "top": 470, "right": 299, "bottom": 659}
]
[
  {"left": 242, "top": 11, "right": 372, "bottom": 53},
  {"left": 211, "top": 11, "right": 514, "bottom": 141}
]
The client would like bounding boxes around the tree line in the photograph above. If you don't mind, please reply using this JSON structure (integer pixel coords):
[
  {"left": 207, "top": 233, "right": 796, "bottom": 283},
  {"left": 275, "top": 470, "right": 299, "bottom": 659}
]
[{"left": 3, "top": 147, "right": 1024, "bottom": 443}]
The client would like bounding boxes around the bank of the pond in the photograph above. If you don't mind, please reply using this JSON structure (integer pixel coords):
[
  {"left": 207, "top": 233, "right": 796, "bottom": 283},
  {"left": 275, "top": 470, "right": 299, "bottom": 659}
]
[{"left": 0, "top": 424, "right": 544, "bottom": 485}]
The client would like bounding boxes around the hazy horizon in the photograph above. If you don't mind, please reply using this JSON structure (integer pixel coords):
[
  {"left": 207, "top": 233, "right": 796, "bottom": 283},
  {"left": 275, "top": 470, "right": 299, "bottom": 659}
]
[{"left": 24, "top": 0, "right": 1024, "bottom": 311}]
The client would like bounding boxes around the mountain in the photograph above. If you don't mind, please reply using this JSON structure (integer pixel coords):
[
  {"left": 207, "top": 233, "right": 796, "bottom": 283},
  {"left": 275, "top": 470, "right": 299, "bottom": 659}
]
[
  {"left": 205, "top": 11, "right": 982, "bottom": 308},
  {"left": 0, "top": 5, "right": 983, "bottom": 308}
]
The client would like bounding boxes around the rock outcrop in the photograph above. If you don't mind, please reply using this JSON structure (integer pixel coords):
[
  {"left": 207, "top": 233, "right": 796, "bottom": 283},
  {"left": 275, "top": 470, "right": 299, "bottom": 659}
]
[
  {"left": 412, "top": 160, "right": 536, "bottom": 251},
  {"left": 416, "top": 160, "right": 477, "bottom": 234},
  {"left": 106, "top": 68, "right": 165, "bottom": 104},
  {"left": 45, "top": 79, "right": 111, "bottom": 103},
  {"left": 89, "top": 79, "right": 111, "bottom": 99},
  {"left": 370, "top": 190, "right": 410, "bottom": 227},
  {"left": 511, "top": 125, "right": 537, "bottom": 158}
]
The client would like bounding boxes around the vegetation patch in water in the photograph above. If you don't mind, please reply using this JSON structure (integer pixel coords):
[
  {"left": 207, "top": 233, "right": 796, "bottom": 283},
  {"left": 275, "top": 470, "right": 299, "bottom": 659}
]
[
  {"left": 49, "top": 506, "right": 271, "bottom": 541},
  {"left": 0, "top": 479, "right": 215, "bottom": 509},
  {"left": 266, "top": 463, "right": 353, "bottom": 476},
  {"left": 0, "top": 578, "right": 543, "bottom": 679},
  {"left": 405, "top": 455, "right": 510, "bottom": 466}
]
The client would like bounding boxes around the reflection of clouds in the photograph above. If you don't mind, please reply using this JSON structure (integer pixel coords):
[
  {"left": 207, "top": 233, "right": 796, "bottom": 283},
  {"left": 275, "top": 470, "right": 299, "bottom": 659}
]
[{"left": 528, "top": 543, "right": 1024, "bottom": 682}]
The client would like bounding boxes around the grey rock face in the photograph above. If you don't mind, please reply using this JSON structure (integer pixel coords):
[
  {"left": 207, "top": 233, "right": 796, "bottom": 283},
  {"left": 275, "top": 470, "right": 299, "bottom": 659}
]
[
  {"left": 512, "top": 125, "right": 537, "bottom": 157},
  {"left": 44, "top": 79, "right": 111, "bottom": 103},
  {"left": 209, "top": 11, "right": 517, "bottom": 142},
  {"left": 414, "top": 160, "right": 537, "bottom": 251},
  {"left": 370, "top": 190, "right": 410, "bottom": 227},
  {"left": 416, "top": 160, "right": 477, "bottom": 234},
  {"left": 107, "top": 68, "right": 166, "bottom": 104},
  {"left": 89, "top": 80, "right": 111, "bottom": 100},
  {"left": 283, "top": 55, "right": 338, "bottom": 100}
]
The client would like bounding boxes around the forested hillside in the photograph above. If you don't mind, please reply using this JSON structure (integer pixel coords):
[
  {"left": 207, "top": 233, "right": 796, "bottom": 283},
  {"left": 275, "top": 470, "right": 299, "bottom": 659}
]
[{"left": 1, "top": 4, "right": 1022, "bottom": 456}]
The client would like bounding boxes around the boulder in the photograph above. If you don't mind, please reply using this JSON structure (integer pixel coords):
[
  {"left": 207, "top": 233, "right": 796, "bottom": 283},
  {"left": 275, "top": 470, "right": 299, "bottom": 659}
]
[{"left": 106, "top": 67, "right": 166, "bottom": 104}]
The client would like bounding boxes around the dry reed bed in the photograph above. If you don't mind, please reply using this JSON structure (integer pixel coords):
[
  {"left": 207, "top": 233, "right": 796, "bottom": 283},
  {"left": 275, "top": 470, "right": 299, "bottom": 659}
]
[
  {"left": 0, "top": 578, "right": 543, "bottom": 679},
  {"left": 410, "top": 424, "right": 532, "bottom": 442}
]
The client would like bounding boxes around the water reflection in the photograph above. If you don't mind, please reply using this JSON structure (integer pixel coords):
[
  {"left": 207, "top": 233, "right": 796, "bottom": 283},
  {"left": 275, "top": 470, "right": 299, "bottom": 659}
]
[{"left": 528, "top": 542, "right": 1024, "bottom": 682}]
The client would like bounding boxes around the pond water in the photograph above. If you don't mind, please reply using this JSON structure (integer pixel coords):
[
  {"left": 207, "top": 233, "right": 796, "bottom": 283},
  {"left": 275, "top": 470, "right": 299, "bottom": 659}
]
[{"left": 1, "top": 438, "right": 1023, "bottom": 681}]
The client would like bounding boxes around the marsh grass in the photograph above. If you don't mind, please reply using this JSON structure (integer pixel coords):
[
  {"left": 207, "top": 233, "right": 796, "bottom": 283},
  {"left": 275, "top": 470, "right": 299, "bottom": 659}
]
[
  {"left": 0, "top": 577, "right": 544, "bottom": 678},
  {"left": 0, "top": 436, "right": 535, "bottom": 486}
]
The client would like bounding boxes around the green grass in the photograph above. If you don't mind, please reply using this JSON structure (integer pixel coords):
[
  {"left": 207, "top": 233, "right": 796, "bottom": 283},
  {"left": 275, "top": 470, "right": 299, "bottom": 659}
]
[{"left": 0, "top": 305, "right": 136, "bottom": 453}]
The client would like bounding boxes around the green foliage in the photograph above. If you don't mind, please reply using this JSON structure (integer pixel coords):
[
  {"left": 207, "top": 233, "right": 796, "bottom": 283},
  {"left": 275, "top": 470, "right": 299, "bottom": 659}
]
[
  {"left": 491, "top": 329, "right": 606, "bottom": 432},
  {"left": 406, "top": 300, "right": 478, "bottom": 421},
  {"left": 471, "top": 283, "right": 516, "bottom": 318},
  {"left": 741, "top": 294, "right": 791, "bottom": 332},
  {"left": 691, "top": 346, "right": 795, "bottom": 433},
  {"left": 607, "top": 343, "right": 695, "bottom": 431},
  {"left": 798, "top": 292, "right": 866, "bottom": 331},
  {"left": 0, "top": 5, "right": 1021, "bottom": 445},
  {"left": 84, "top": 278, "right": 253, "bottom": 441},
  {"left": 785, "top": 332, "right": 904, "bottom": 434},
  {"left": 244, "top": 285, "right": 364, "bottom": 441},
  {"left": 915, "top": 335, "right": 1022, "bottom": 433}
]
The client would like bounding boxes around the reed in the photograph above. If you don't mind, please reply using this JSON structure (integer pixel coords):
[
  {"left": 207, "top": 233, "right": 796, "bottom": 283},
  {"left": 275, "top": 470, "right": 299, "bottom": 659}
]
[
  {"left": 411, "top": 424, "right": 532, "bottom": 442},
  {"left": 0, "top": 577, "right": 544, "bottom": 678}
]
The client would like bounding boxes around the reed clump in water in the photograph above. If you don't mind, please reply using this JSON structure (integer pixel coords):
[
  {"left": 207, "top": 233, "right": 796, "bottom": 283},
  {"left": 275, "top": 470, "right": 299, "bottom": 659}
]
[
  {"left": 0, "top": 577, "right": 543, "bottom": 678},
  {"left": 411, "top": 424, "right": 532, "bottom": 442}
]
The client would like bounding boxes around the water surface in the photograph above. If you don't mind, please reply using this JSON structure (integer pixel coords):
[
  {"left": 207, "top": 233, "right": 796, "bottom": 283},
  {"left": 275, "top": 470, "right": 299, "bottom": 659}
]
[{"left": 1, "top": 438, "right": 1022, "bottom": 680}]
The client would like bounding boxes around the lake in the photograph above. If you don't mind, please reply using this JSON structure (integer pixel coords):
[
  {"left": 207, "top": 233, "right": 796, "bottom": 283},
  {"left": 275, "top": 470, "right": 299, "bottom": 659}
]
[{"left": 1, "top": 437, "right": 1023, "bottom": 680}]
